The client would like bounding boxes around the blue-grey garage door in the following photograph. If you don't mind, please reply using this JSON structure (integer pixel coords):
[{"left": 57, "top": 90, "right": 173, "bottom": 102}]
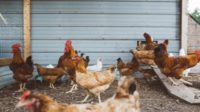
[{"left": 31, "top": 0, "right": 180, "bottom": 66}]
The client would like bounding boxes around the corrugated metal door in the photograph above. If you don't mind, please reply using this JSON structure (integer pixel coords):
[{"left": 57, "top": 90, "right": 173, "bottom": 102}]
[
  {"left": 0, "top": 0, "right": 23, "bottom": 58},
  {"left": 0, "top": 0, "right": 23, "bottom": 87},
  {"left": 31, "top": 0, "right": 180, "bottom": 66}
]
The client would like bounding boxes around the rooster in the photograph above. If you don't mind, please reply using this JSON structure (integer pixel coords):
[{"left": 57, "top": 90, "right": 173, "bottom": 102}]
[
  {"left": 34, "top": 64, "right": 67, "bottom": 89},
  {"left": 9, "top": 43, "right": 34, "bottom": 92},
  {"left": 87, "top": 58, "right": 103, "bottom": 71},
  {"left": 16, "top": 76, "right": 140, "bottom": 112},
  {"left": 154, "top": 40, "right": 200, "bottom": 86}
]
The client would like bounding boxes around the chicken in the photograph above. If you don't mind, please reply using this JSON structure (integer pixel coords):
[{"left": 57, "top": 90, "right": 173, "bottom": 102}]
[
  {"left": 76, "top": 63, "right": 116, "bottom": 103},
  {"left": 56, "top": 39, "right": 77, "bottom": 70},
  {"left": 139, "top": 68, "right": 157, "bottom": 81},
  {"left": 87, "top": 58, "right": 103, "bottom": 71},
  {"left": 9, "top": 43, "right": 34, "bottom": 92},
  {"left": 136, "top": 32, "right": 157, "bottom": 51},
  {"left": 56, "top": 40, "right": 85, "bottom": 88},
  {"left": 34, "top": 64, "right": 67, "bottom": 89},
  {"left": 117, "top": 57, "right": 139, "bottom": 77},
  {"left": 80, "top": 53, "right": 90, "bottom": 68},
  {"left": 154, "top": 40, "right": 200, "bottom": 86},
  {"left": 16, "top": 76, "right": 140, "bottom": 112},
  {"left": 67, "top": 56, "right": 116, "bottom": 103}
]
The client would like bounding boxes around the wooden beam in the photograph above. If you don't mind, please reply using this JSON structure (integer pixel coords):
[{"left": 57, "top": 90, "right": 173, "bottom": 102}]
[
  {"left": 0, "top": 58, "right": 12, "bottom": 66},
  {"left": 181, "top": 0, "right": 189, "bottom": 53},
  {"left": 23, "top": 0, "right": 31, "bottom": 60}
]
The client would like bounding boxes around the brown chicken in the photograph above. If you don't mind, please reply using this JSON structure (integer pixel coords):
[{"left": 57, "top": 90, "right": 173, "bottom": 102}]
[
  {"left": 16, "top": 76, "right": 140, "bottom": 112},
  {"left": 56, "top": 40, "right": 89, "bottom": 85},
  {"left": 136, "top": 32, "right": 157, "bottom": 51},
  {"left": 9, "top": 43, "right": 34, "bottom": 92},
  {"left": 117, "top": 56, "right": 139, "bottom": 77},
  {"left": 56, "top": 39, "right": 77, "bottom": 70},
  {"left": 34, "top": 64, "right": 67, "bottom": 89},
  {"left": 154, "top": 40, "right": 200, "bottom": 85},
  {"left": 139, "top": 68, "right": 157, "bottom": 81}
]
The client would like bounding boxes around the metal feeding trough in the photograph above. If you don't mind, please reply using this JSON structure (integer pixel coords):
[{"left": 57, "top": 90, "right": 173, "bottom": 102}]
[{"left": 153, "top": 67, "right": 200, "bottom": 104}]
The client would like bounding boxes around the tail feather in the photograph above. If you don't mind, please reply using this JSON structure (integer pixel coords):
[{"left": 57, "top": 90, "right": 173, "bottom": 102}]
[
  {"left": 117, "top": 58, "right": 122, "bottom": 62},
  {"left": 86, "top": 56, "right": 90, "bottom": 63},
  {"left": 26, "top": 56, "right": 33, "bottom": 67},
  {"left": 143, "top": 32, "right": 153, "bottom": 43}
]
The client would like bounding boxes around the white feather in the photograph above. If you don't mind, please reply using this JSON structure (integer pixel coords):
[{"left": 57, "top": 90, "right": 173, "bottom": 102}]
[
  {"left": 179, "top": 48, "right": 186, "bottom": 56},
  {"left": 169, "top": 53, "right": 174, "bottom": 57},
  {"left": 87, "top": 58, "right": 103, "bottom": 71},
  {"left": 178, "top": 48, "right": 191, "bottom": 77}
]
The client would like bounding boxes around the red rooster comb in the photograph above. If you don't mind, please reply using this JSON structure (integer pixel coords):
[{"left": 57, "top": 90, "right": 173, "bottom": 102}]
[
  {"left": 20, "top": 91, "right": 31, "bottom": 101},
  {"left": 12, "top": 43, "right": 21, "bottom": 49},
  {"left": 65, "top": 40, "right": 72, "bottom": 53},
  {"left": 65, "top": 40, "right": 72, "bottom": 46}
]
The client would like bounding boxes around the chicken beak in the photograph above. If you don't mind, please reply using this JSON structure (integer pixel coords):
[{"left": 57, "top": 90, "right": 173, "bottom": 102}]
[
  {"left": 16, "top": 99, "right": 34, "bottom": 108},
  {"left": 16, "top": 101, "right": 28, "bottom": 108}
]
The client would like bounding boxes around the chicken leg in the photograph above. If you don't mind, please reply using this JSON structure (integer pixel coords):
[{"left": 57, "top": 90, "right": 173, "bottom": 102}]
[
  {"left": 66, "top": 84, "right": 77, "bottom": 93},
  {"left": 16, "top": 83, "right": 24, "bottom": 92},
  {"left": 179, "top": 78, "right": 192, "bottom": 86},
  {"left": 168, "top": 77, "right": 179, "bottom": 86},
  {"left": 78, "top": 94, "right": 90, "bottom": 103},
  {"left": 22, "top": 83, "right": 26, "bottom": 89},
  {"left": 97, "top": 93, "right": 102, "bottom": 103}
]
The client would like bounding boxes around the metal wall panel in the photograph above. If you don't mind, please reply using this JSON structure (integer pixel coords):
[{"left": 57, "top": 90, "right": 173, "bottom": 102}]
[
  {"left": 31, "top": 0, "right": 181, "bottom": 66},
  {"left": 0, "top": 0, "right": 23, "bottom": 58}
]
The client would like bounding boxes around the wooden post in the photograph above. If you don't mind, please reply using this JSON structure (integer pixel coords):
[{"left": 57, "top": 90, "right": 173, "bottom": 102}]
[
  {"left": 181, "top": 0, "right": 188, "bottom": 53},
  {"left": 23, "top": 0, "right": 31, "bottom": 60}
]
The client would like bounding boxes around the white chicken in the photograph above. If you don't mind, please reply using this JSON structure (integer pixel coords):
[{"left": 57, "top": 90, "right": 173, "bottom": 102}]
[
  {"left": 179, "top": 48, "right": 191, "bottom": 77},
  {"left": 87, "top": 58, "right": 103, "bottom": 71}
]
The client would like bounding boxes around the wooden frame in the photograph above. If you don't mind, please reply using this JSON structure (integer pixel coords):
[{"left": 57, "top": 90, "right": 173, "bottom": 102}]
[
  {"left": 0, "top": 58, "right": 12, "bottom": 66},
  {"left": 181, "top": 0, "right": 188, "bottom": 53},
  {"left": 23, "top": 0, "right": 31, "bottom": 60}
]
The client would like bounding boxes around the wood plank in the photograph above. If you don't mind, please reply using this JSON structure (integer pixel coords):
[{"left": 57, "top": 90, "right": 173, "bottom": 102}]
[
  {"left": 153, "top": 67, "right": 200, "bottom": 104},
  {"left": 0, "top": 58, "right": 12, "bottom": 66},
  {"left": 181, "top": 0, "right": 188, "bottom": 53},
  {"left": 23, "top": 0, "right": 31, "bottom": 60}
]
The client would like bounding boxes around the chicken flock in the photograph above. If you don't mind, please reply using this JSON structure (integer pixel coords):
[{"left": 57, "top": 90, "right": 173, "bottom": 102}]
[{"left": 8, "top": 32, "right": 200, "bottom": 112}]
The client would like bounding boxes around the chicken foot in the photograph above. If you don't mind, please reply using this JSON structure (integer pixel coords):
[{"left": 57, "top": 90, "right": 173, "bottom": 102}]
[
  {"left": 66, "top": 84, "right": 77, "bottom": 93},
  {"left": 179, "top": 78, "right": 192, "bottom": 86},
  {"left": 168, "top": 77, "right": 180, "bottom": 86},
  {"left": 168, "top": 77, "right": 192, "bottom": 86},
  {"left": 16, "top": 83, "right": 24, "bottom": 92},
  {"left": 78, "top": 94, "right": 90, "bottom": 103},
  {"left": 49, "top": 83, "right": 55, "bottom": 89},
  {"left": 97, "top": 93, "right": 102, "bottom": 103}
]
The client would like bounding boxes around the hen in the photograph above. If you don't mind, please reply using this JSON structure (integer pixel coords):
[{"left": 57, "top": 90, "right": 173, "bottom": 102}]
[
  {"left": 35, "top": 64, "right": 66, "bottom": 89},
  {"left": 139, "top": 68, "right": 157, "bottom": 81},
  {"left": 16, "top": 76, "right": 140, "bottom": 112},
  {"left": 117, "top": 56, "right": 139, "bottom": 77},
  {"left": 9, "top": 43, "right": 34, "bottom": 92},
  {"left": 74, "top": 59, "right": 116, "bottom": 103},
  {"left": 136, "top": 32, "right": 157, "bottom": 51},
  {"left": 154, "top": 40, "right": 200, "bottom": 85},
  {"left": 87, "top": 58, "right": 103, "bottom": 71}
]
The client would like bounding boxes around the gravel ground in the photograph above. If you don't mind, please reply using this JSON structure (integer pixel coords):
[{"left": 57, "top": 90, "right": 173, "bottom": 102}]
[{"left": 0, "top": 78, "right": 200, "bottom": 112}]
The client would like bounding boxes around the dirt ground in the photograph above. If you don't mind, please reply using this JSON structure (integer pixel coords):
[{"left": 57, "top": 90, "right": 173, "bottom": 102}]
[{"left": 0, "top": 78, "right": 200, "bottom": 112}]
